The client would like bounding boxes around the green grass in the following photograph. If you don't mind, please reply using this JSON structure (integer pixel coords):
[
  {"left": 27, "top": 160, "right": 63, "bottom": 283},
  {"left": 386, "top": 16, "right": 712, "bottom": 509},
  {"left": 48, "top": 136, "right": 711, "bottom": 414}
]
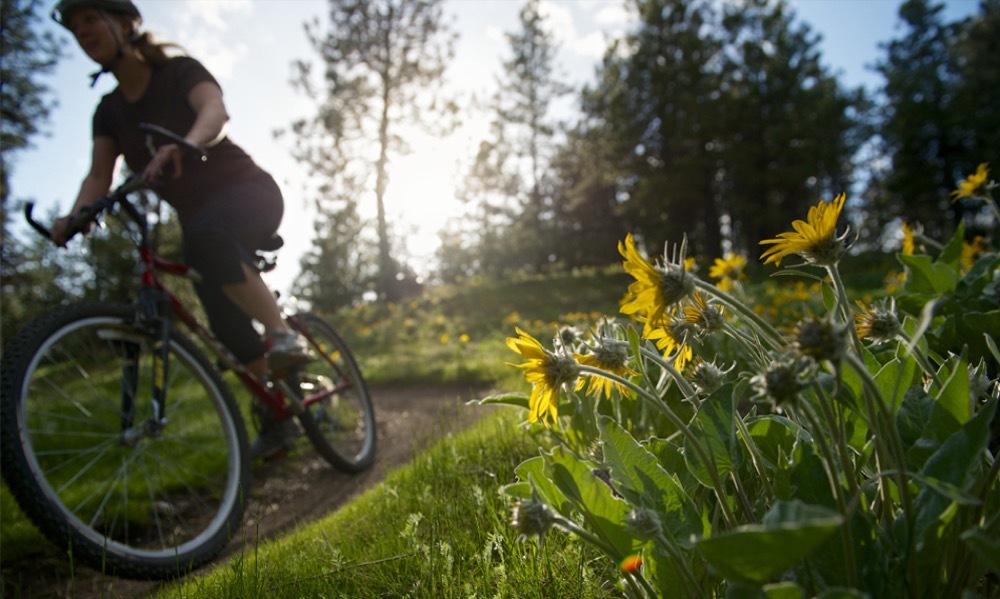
[{"left": 156, "top": 409, "right": 622, "bottom": 599}]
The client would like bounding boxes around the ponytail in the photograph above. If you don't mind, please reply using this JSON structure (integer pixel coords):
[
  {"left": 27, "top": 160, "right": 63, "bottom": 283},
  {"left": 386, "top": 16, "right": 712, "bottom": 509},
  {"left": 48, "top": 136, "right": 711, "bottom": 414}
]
[{"left": 132, "top": 30, "right": 185, "bottom": 66}]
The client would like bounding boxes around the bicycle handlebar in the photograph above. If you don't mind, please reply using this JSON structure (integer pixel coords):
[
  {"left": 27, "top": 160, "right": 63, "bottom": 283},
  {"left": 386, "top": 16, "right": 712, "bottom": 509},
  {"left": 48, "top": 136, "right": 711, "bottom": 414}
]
[
  {"left": 138, "top": 123, "right": 208, "bottom": 163},
  {"left": 25, "top": 123, "right": 207, "bottom": 245}
]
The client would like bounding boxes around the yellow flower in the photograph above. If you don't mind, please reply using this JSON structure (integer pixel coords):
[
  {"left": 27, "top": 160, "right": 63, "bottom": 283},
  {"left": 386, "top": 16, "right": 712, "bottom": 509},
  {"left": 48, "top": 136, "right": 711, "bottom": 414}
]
[
  {"left": 951, "top": 163, "right": 991, "bottom": 202},
  {"left": 884, "top": 270, "right": 907, "bottom": 293},
  {"left": 644, "top": 318, "right": 693, "bottom": 371},
  {"left": 619, "top": 233, "right": 694, "bottom": 325},
  {"left": 760, "top": 193, "right": 849, "bottom": 267},
  {"left": 709, "top": 253, "right": 747, "bottom": 283},
  {"left": 575, "top": 341, "right": 637, "bottom": 399},
  {"left": 901, "top": 222, "right": 915, "bottom": 256},
  {"left": 506, "top": 327, "right": 581, "bottom": 426},
  {"left": 961, "top": 236, "right": 988, "bottom": 272},
  {"left": 682, "top": 291, "right": 725, "bottom": 333},
  {"left": 459, "top": 333, "right": 470, "bottom": 343}
]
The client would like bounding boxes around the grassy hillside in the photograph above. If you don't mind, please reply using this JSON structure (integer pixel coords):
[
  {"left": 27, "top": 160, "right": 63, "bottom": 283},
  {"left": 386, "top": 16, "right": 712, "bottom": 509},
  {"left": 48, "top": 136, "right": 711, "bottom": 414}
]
[{"left": 325, "top": 266, "right": 633, "bottom": 388}]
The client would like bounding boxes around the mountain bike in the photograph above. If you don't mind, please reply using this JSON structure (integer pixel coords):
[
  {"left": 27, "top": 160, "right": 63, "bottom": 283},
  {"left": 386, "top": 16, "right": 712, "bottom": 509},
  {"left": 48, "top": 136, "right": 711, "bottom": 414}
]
[{"left": 0, "top": 123, "right": 376, "bottom": 580}]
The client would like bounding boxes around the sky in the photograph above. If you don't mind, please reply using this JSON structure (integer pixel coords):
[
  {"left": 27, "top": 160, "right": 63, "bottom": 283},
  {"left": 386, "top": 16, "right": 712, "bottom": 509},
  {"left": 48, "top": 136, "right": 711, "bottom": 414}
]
[{"left": 8, "top": 0, "right": 981, "bottom": 296}]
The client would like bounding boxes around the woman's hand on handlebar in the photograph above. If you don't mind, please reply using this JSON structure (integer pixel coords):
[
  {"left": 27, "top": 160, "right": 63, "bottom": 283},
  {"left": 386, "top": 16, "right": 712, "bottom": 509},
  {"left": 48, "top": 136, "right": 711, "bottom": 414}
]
[
  {"left": 142, "top": 143, "right": 185, "bottom": 181},
  {"left": 51, "top": 211, "right": 93, "bottom": 247}
]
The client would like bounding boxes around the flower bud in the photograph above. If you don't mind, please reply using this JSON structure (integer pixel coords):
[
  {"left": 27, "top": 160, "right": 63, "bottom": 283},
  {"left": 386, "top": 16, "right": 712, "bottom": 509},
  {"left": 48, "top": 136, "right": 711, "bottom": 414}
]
[
  {"left": 510, "top": 497, "right": 555, "bottom": 541},
  {"left": 625, "top": 507, "right": 663, "bottom": 541},
  {"left": 792, "top": 314, "right": 847, "bottom": 363}
]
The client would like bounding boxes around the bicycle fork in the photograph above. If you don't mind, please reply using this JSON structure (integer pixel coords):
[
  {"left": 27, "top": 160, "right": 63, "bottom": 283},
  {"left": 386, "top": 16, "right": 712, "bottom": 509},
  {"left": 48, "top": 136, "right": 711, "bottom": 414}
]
[{"left": 111, "top": 291, "right": 172, "bottom": 448}]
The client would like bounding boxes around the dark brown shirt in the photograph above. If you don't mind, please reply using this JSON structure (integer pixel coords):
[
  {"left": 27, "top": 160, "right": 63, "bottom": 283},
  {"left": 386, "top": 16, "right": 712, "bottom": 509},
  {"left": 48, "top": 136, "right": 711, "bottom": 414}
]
[{"left": 92, "top": 56, "right": 265, "bottom": 222}]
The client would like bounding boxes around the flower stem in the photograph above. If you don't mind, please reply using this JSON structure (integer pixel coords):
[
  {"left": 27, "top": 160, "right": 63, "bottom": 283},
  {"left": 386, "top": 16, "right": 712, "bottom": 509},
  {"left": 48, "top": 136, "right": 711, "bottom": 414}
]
[
  {"left": 732, "top": 413, "right": 774, "bottom": 499},
  {"left": 843, "top": 351, "right": 918, "bottom": 590},
  {"left": 896, "top": 330, "right": 942, "bottom": 389},
  {"left": 636, "top": 344, "right": 697, "bottom": 398},
  {"left": 826, "top": 264, "right": 863, "bottom": 354},
  {"left": 694, "top": 279, "right": 784, "bottom": 350},
  {"left": 789, "top": 401, "right": 859, "bottom": 587}
]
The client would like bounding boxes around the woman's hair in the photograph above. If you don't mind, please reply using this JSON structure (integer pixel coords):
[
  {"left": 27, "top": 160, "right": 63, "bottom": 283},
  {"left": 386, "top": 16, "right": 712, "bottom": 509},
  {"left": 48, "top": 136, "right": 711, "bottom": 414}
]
[
  {"left": 117, "top": 12, "right": 184, "bottom": 67},
  {"left": 132, "top": 31, "right": 185, "bottom": 66}
]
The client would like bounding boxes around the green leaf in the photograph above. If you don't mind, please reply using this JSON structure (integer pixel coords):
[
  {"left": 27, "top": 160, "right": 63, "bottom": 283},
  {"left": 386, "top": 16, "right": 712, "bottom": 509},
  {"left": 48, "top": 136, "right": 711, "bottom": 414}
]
[
  {"left": 695, "top": 501, "right": 843, "bottom": 584},
  {"left": 934, "top": 354, "right": 970, "bottom": 425},
  {"left": 936, "top": 220, "right": 966, "bottom": 269},
  {"left": 898, "top": 254, "right": 958, "bottom": 295},
  {"left": 821, "top": 280, "right": 837, "bottom": 313},
  {"left": 745, "top": 416, "right": 807, "bottom": 472},
  {"left": 544, "top": 446, "right": 636, "bottom": 557},
  {"left": 913, "top": 399, "right": 997, "bottom": 546},
  {"left": 684, "top": 387, "right": 738, "bottom": 488},
  {"left": 763, "top": 582, "right": 806, "bottom": 599},
  {"left": 895, "top": 386, "right": 961, "bottom": 471},
  {"left": 507, "top": 456, "right": 571, "bottom": 514},
  {"left": 872, "top": 354, "right": 918, "bottom": 413},
  {"left": 789, "top": 449, "right": 838, "bottom": 509},
  {"left": 956, "top": 311, "right": 1000, "bottom": 363},
  {"left": 644, "top": 544, "right": 689, "bottom": 596},
  {"left": 599, "top": 417, "right": 704, "bottom": 541},
  {"left": 985, "top": 334, "right": 1000, "bottom": 365},
  {"left": 961, "top": 527, "right": 1000, "bottom": 574}
]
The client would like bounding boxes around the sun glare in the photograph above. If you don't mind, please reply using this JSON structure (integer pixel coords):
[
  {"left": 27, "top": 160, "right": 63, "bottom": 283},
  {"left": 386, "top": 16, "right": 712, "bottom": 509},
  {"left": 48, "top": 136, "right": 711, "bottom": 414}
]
[{"left": 385, "top": 133, "right": 470, "bottom": 273}]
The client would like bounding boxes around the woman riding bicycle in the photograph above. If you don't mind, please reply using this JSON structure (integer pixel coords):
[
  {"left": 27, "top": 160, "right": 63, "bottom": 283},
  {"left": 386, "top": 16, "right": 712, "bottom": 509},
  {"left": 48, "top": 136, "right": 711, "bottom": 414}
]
[{"left": 50, "top": 0, "right": 310, "bottom": 459}]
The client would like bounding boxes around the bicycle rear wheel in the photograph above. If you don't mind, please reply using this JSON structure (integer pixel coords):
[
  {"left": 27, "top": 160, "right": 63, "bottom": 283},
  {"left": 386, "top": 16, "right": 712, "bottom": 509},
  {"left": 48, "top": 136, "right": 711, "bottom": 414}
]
[
  {"left": 288, "top": 312, "right": 376, "bottom": 472},
  {"left": 0, "top": 303, "right": 250, "bottom": 580}
]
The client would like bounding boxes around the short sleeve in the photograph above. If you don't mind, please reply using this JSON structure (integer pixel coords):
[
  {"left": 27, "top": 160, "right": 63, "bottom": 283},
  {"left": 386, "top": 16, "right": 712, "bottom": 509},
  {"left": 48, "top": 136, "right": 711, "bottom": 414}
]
[
  {"left": 92, "top": 94, "right": 116, "bottom": 139},
  {"left": 171, "top": 56, "right": 221, "bottom": 97}
]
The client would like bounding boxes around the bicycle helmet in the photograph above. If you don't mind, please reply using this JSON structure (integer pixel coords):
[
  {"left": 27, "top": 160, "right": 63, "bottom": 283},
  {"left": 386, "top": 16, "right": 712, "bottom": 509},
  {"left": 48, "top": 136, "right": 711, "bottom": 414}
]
[{"left": 51, "top": 0, "right": 141, "bottom": 29}]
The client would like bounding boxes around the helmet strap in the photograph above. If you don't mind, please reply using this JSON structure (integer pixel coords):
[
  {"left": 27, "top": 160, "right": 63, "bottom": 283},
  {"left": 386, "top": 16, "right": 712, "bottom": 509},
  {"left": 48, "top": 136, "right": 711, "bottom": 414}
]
[{"left": 87, "top": 9, "right": 128, "bottom": 87}]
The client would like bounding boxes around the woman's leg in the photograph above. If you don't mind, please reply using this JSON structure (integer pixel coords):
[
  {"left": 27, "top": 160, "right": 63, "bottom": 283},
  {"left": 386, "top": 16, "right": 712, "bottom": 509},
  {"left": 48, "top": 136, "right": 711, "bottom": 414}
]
[{"left": 221, "top": 262, "right": 289, "bottom": 334}]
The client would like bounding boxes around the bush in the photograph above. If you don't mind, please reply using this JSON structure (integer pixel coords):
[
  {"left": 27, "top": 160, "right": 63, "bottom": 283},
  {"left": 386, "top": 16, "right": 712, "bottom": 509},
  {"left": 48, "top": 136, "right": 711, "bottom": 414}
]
[{"left": 486, "top": 174, "right": 1000, "bottom": 597}]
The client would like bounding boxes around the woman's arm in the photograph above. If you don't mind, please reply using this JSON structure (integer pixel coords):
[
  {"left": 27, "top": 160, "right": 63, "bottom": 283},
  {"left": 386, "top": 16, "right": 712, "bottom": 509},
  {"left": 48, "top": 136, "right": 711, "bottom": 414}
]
[
  {"left": 142, "top": 81, "right": 229, "bottom": 181},
  {"left": 51, "top": 135, "right": 119, "bottom": 246},
  {"left": 184, "top": 81, "right": 229, "bottom": 149}
]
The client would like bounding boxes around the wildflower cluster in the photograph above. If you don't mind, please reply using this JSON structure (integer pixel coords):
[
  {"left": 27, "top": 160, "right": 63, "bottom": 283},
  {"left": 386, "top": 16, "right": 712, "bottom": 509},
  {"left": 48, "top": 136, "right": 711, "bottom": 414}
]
[{"left": 485, "top": 164, "right": 999, "bottom": 597}]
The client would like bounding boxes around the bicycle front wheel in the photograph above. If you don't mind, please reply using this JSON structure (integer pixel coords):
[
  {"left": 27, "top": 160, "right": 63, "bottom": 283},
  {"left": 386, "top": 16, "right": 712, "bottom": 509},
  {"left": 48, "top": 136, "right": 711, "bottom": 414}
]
[
  {"left": 289, "top": 312, "right": 376, "bottom": 472},
  {"left": 0, "top": 303, "right": 250, "bottom": 580}
]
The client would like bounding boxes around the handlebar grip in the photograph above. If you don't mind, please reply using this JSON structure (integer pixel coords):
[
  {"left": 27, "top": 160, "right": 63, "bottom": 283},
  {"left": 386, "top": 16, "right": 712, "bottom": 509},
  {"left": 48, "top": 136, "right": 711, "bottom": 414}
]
[
  {"left": 24, "top": 203, "right": 52, "bottom": 240},
  {"left": 24, "top": 198, "right": 107, "bottom": 246},
  {"left": 68, "top": 204, "right": 99, "bottom": 232}
]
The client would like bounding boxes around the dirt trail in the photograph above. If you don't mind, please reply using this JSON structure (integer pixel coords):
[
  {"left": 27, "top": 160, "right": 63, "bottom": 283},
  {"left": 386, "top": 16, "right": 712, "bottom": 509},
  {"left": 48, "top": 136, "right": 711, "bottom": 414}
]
[{"left": 0, "top": 383, "right": 497, "bottom": 599}]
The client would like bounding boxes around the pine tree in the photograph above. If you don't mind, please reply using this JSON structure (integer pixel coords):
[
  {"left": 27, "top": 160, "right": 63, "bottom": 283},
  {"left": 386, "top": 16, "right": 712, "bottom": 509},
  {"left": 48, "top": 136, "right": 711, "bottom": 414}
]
[
  {"left": 456, "top": 0, "right": 570, "bottom": 276},
  {"left": 874, "top": 0, "right": 964, "bottom": 239},
  {"left": 581, "top": 0, "right": 724, "bottom": 256},
  {"left": 717, "top": 0, "right": 863, "bottom": 253},
  {"left": 1, "top": 0, "right": 64, "bottom": 339},
  {"left": 288, "top": 0, "right": 456, "bottom": 302},
  {"left": 950, "top": 0, "right": 1000, "bottom": 239}
]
